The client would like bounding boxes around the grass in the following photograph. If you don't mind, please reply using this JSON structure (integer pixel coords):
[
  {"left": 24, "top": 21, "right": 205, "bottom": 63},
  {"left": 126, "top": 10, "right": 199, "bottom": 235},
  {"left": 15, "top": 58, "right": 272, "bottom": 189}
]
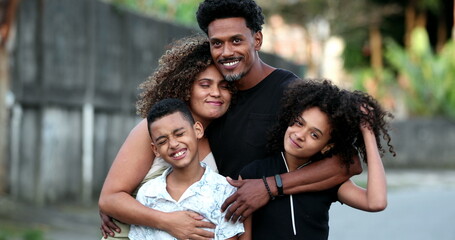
[{"left": 0, "top": 223, "right": 47, "bottom": 240}]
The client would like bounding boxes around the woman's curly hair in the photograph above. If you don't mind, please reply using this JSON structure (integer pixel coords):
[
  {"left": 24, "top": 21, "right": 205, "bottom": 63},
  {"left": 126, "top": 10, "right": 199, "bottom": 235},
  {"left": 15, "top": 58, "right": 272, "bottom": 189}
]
[
  {"left": 268, "top": 79, "right": 396, "bottom": 169},
  {"left": 136, "top": 35, "right": 235, "bottom": 118},
  {"left": 196, "top": 0, "right": 265, "bottom": 34}
]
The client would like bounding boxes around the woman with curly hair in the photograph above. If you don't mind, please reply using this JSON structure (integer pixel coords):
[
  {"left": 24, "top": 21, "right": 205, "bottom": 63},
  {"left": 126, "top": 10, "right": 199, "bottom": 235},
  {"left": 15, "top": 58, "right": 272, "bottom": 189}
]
[
  {"left": 239, "top": 79, "right": 396, "bottom": 240},
  {"left": 98, "top": 35, "right": 235, "bottom": 240}
]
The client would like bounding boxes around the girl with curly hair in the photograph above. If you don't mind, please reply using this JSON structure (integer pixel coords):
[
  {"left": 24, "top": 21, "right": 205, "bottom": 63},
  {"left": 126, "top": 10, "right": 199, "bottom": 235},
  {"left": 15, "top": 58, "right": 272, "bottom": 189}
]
[
  {"left": 99, "top": 35, "right": 236, "bottom": 240},
  {"left": 239, "top": 79, "right": 396, "bottom": 240}
]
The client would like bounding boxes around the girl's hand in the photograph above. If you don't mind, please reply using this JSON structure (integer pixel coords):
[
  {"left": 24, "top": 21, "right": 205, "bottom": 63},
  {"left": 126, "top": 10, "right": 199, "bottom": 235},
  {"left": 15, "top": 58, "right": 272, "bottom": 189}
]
[{"left": 360, "top": 104, "right": 374, "bottom": 131}]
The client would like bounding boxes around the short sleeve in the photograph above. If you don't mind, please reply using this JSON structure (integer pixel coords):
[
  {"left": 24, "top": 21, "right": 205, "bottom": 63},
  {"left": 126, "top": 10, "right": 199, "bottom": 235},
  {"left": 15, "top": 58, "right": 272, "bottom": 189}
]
[{"left": 215, "top": 185, "right": 245, "bottom": 239}]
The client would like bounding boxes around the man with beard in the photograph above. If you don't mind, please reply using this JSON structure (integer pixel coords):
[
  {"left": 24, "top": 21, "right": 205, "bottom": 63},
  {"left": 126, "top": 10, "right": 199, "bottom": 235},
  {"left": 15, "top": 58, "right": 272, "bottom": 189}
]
[{"left": 197, "top": 0, "right": 362, "bottom": 223}]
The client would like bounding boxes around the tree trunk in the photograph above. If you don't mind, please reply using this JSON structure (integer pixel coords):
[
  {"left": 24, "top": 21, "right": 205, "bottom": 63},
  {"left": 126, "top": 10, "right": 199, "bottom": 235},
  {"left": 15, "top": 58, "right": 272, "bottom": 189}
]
[
  {"left": 0, "top": 0, "right": 20, "bottom": 194},
  {"left": 436, "top": 16, "right": 447, "bottom": 52},
  {"left": 369, "top": 24, "right": 383, "bottom": 75},
  {"left": 404, "top": 0, "right": 417, "bottom": 48},
  {"left": 0, "top": 45, "right": 8, "bottom": 194},
  {"left": 453, "top": 0, "right": 455, "bottom": 40}
]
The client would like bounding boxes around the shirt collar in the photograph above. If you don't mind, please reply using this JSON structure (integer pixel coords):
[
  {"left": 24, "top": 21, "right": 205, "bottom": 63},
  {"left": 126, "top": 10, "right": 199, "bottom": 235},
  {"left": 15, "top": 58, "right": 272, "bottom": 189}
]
[{"left": 143, "top": 162, "right": 211, "bottom": 199}]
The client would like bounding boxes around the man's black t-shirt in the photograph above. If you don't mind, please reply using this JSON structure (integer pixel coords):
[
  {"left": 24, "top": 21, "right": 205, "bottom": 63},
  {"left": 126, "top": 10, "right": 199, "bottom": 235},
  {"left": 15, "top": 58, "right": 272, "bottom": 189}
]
[{"left": 207, "top": 69, "right": 299, "bottom": 178}]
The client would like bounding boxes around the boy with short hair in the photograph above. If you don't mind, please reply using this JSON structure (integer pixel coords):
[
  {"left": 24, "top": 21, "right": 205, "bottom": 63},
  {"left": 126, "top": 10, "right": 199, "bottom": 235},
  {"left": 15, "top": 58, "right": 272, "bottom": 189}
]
[{"left": 128, "top": 98, "right": 248, "bottom": 240}]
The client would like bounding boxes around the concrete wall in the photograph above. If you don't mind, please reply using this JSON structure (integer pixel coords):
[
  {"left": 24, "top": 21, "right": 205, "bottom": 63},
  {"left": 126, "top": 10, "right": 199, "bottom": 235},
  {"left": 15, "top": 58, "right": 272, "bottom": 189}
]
[
  {"left": 7, "top": 0, "right": 303, "bottom": 205},
  {"left": 385, "top": 118, "right": 455, "bottom": 169}
]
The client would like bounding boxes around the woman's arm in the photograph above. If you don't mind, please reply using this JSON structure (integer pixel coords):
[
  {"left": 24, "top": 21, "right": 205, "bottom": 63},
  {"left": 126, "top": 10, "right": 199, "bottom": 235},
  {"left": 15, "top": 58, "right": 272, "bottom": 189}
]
[
  {"left": 99, "top": 119, "right": 157, "bottom": 223},
  {"left": 337, "top": 125, "right": 387, "bottom": 212},
  {"left": 98, "top": 119, "right": 215, "bottom": 239}
]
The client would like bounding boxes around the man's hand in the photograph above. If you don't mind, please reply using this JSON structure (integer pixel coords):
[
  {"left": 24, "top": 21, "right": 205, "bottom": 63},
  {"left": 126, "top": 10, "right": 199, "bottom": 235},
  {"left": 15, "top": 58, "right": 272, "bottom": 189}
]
[
  {"left": 161, "top": 211, "right": 216, "bottom": 240},
  {"left": 221, "top": 177, "right": 269, "bottom": 222},
  {"left": 99, "top": 210, "right": 120, "bottom": 238}
]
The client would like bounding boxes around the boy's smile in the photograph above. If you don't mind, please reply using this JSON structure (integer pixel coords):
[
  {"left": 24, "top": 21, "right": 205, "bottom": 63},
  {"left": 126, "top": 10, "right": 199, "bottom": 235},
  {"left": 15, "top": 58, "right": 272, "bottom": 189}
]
[{"left": 150, "top": 112, "right": 202, "bottom": 169}]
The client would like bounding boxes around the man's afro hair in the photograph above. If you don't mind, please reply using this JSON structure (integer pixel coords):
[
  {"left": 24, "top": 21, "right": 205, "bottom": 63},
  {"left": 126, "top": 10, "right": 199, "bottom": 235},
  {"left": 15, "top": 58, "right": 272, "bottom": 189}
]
[{"left": 196, "top": 0, "right": 265, "bottom": 34}]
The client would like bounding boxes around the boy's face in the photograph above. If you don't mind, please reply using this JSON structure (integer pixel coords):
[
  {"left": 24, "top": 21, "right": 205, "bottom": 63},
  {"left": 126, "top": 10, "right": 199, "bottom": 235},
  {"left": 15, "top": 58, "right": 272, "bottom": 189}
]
[
  {"left": 284, "top": 107, "right": 333, "bottom": 161},
  {"left": 207, "top": 17, "right": 262, "bottom": 83},
  {"left": 149, "top": 112, "right": 203, "bottom": 169}
]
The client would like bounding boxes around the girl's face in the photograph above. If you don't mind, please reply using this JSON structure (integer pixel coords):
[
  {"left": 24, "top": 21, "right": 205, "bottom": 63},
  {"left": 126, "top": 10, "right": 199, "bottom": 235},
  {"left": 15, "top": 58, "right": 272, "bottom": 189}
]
[
  {"left": 189, "top": 65, "right": 231, "bottom": 127},
  {"left": 284, "top": 107, "right": 333, "bottom": 163}
]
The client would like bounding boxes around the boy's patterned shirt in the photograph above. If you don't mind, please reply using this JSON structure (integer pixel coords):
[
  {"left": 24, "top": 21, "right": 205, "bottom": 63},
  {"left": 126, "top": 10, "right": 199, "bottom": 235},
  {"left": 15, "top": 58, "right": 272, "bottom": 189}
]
[{"left": 129, "top": 162, "right": 244, "bottom": 240}]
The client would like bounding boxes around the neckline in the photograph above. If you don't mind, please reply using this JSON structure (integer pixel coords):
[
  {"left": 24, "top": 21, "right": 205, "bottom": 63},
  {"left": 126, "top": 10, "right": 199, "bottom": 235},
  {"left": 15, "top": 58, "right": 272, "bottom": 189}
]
[
  {"left": 237, "top": 69, "right": 282, "bottom": 94},
  {"left": 280, "top": 152, "right": 312, "bottom": 172}
]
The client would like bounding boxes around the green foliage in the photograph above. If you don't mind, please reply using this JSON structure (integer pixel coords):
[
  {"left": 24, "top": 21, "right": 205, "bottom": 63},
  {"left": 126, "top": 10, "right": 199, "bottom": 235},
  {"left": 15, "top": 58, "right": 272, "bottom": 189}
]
[
  {"left": 384, "top": 27, "right": 455, "bottom": 119},
  {"left": 416, "top": 0, "right": 441, "bottom": 14},
  {"left": 342, "top": 38, "right": 370, "bottom": 71},
  {"left": 0, "top": 228, "right": 46, "bottom": 240},
  {"left": 351, "top": 68, "right": 395, "bottom": 93},
  {"left": 350, "top": 67, "right": 397, "bottom": 113},
  {"left": 108, "top": 0, "right": 201, "bottom": 26},
  {"left": 22, "top": 230, "right": 45, "bottom": 240}
]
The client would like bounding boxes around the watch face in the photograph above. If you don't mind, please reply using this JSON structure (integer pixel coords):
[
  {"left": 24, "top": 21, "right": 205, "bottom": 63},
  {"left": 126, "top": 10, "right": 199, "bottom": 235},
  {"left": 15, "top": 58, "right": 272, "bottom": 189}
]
[
  {"left": 275, "top": 174, "right": 284, "bottom": 196},
  {"left": 275, "top": 174, "right": 283, "bottom": 186}
]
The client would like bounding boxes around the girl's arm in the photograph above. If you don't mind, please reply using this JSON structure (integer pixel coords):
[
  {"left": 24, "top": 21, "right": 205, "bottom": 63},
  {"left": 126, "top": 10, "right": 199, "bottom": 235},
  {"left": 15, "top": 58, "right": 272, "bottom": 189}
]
[
  {"left": 98, "top": 119, "right": 215, "bottom": 239},
  {"left": 222, "top": 154, "right": 361, "bottom": 222},
  {"left": 337, "top": 124, "right": 387, "bottom": 212}
]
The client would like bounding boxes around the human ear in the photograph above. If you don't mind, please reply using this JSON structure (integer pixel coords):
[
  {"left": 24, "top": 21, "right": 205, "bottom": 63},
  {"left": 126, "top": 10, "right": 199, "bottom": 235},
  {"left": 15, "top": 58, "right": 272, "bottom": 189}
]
[
  {"left": 193, "top": 121, "right": 204, "bottom": 139},
  {"left": 321, "top": 143, "right": 334, "bottom": 154},
  {"left": 151, "top": 142, "right": 160, "bottom": 157},
  {"left": 254, "top": 31, "right": 263, "bottom": 50}
]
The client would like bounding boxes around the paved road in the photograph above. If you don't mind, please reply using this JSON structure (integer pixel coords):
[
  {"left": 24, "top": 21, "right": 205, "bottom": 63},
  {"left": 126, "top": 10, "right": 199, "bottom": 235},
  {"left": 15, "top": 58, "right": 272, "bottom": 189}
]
[
  {"left": 1, "top": 170, "right": 454, "bottom": 240},
  {"left": 329, "top": 170, "right": 455, "bottom": 240}
]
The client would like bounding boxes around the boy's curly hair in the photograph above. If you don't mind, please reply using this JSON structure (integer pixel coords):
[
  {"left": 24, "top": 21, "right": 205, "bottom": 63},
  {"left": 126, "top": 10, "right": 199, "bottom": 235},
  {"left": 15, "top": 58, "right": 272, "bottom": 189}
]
[
  {"left": 268, "top": 79, "right": 396, "bottom": 169},
  {"left": 136, "top": 35, "right": 235, "bottom": 118},
  {"left": 196, "top": 0, "right": 265, "bottom": 34}
]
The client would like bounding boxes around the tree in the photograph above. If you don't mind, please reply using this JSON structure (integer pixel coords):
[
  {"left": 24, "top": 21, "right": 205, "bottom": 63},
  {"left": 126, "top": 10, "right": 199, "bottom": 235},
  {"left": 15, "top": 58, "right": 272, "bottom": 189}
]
[
  {"left": 0, "top": 0, "right": 20, "bottom": 194},
  {"left": 107, "top": 0, "right": 200, "bottom": 26}
]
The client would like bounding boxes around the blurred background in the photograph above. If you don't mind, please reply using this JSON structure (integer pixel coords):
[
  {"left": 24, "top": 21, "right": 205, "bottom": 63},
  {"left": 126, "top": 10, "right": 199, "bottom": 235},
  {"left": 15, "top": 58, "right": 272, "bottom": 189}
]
[{"left": 0, "top": 0, "right": 454, "bottom": 239}]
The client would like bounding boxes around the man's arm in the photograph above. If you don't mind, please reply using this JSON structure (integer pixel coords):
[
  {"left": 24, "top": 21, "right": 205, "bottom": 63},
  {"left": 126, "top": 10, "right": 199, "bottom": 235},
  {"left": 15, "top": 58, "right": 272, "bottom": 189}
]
[
  {"left": 222, "top": 154, "right": 362, "bottom": 222},
  {"left": 279, "top": 154, "right": 362, "bottom": 195}
]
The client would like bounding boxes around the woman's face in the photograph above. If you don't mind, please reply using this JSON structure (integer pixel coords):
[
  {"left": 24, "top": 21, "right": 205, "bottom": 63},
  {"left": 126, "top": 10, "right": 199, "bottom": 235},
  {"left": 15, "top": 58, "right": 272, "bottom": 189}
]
[{"left": 189, "top": 65, "right": 231, "bottom": 126}]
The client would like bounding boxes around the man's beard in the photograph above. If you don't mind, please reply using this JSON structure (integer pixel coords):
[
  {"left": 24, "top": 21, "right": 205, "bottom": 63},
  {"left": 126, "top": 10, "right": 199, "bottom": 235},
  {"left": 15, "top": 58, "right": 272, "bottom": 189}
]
[{"left": 224, "top": 72, "right": 244, "bottom": 82}]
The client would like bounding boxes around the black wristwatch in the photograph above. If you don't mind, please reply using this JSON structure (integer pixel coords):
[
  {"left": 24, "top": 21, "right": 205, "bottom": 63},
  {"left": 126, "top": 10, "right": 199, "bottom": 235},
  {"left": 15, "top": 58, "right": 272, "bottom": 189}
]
[{"left": 274, "top": 174, "right": 284, "bottom": 197}]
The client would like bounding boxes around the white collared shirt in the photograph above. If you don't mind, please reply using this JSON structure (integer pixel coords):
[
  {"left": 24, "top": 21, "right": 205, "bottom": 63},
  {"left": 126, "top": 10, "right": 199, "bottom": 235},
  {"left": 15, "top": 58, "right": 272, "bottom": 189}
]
[{"left": 129, "top": 162, "right": 244, "bottom": 240}]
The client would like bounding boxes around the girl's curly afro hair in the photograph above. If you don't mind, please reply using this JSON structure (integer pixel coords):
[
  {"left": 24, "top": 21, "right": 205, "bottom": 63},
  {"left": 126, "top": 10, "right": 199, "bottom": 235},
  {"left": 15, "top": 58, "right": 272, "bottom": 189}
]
[
  {"left": 136, "top": 35, "right": 235, "bottom": 118},
  {"left": 196, "top": 0, "right": 265, "bottom": 34},
  {"left": 268, "top": 79, "right": 395, "bottom": 169}
]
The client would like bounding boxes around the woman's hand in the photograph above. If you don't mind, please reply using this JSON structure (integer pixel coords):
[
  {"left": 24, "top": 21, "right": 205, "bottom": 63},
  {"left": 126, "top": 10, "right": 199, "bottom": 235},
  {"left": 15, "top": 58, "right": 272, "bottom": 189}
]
[{"left": 161, "top": 211, "right": 216, "bottom": 240}]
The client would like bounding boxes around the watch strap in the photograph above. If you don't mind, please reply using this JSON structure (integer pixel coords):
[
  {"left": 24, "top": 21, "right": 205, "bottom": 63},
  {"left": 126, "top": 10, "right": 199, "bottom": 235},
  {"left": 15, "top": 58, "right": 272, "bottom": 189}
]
[{"left": 274, "top": 174, "right": 284, "bottom": 197}]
